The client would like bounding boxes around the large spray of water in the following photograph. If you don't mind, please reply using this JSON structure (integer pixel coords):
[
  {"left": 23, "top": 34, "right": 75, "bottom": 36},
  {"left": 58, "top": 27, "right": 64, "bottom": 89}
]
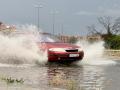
[
  {"left": 0, "top": 24, "right": 116, "bottom": 66},
  {"left": 0, "top": 25, "right": 47, "bottom": 65},
  {"left": 76, "top": 40, "right": 116, "bottom": 65}
]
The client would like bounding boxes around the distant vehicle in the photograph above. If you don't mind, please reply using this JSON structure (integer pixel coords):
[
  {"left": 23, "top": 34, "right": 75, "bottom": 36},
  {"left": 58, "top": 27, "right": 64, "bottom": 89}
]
[{"left": 37, "top": 34, "right": 84, "bottom": 62}]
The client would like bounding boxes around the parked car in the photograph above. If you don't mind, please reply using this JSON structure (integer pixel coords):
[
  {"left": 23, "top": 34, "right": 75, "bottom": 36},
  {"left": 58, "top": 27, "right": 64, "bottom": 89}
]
[{"left": 37, "top": 34, "right": 84, "bottom": 62}]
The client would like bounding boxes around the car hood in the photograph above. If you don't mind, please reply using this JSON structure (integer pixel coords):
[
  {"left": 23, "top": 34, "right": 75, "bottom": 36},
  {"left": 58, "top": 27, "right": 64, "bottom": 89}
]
[{"left": 44, "top": 42, "right": 80, "bottom": 49}]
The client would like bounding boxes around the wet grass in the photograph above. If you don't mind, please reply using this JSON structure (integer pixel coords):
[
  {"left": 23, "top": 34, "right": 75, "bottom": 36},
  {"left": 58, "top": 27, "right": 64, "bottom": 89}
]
[
  {"left": 48, "top": 71, "right": 79, "bottom": 90},
  {"left": 1, "top": 76, "right": 24, "bottom": 84}
]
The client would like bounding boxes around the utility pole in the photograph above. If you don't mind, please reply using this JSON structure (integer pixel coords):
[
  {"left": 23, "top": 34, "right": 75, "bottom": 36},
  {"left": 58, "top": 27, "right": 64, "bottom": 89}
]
[
  {"left": 35, "top": 4, "right": 43, "bottom": 31},
  {"left": 61, "top": 24, "right": 64, "bottom": 35},
  {"left": 51, "top": 10, "right": 59, "bottom": 35},
  {"left": 52, "top": 12, "right": 55, "bottom": 35}
]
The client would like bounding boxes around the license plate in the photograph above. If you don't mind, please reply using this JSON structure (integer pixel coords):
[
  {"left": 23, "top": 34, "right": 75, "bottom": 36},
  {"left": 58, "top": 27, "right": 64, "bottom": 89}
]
[{"left": 69, "top": 54, "right": 79, "bottom": 57}]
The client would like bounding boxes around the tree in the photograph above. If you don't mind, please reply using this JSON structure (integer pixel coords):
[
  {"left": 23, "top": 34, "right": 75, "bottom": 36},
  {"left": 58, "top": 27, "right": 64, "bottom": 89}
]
[
  {"left": 87, "top": 16, "right": 120, "bottom": 37},
  {"left": 104, "top": 35, "right": 120, "bottom": 49},
  {"left": 88, "top": 16, "right": 120, "bottom": 49},
  {"left": 87, "top": 24, "right": 102, "bottom": 35}
]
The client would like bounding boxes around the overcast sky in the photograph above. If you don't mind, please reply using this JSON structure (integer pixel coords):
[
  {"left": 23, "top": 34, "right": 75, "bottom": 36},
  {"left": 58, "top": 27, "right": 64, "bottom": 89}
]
[{"left": 0, "top": 0, "right": 120, "bottom": 35}]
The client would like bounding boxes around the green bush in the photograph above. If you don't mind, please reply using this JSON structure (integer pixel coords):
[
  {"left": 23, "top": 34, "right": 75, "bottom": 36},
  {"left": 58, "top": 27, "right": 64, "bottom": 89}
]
[{"left": 104, "top": 35, "right": 120, "bottom": 49}]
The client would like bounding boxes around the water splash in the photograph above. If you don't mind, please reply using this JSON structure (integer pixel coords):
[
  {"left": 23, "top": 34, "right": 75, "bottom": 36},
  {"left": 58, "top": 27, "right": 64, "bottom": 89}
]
[
  {"left": 0, "top": 25, "right": 48, "bottom": 65},
  {"left": 76, "top": 40, "right": 116, "bottom": 65}
]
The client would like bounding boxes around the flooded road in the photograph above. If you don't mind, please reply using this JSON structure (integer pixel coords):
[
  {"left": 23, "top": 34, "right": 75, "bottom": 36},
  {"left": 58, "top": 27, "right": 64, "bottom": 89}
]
[
  {"left": 0, "top": 57, "right": 119, "bottom": 90},
  {"left": 0, "top": 28, "right": 119, "bottom": 90}
]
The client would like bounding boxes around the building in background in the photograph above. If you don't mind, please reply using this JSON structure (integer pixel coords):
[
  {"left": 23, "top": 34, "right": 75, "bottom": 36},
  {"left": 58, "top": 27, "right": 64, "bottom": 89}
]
[
  {"left": 0, "top": 22, "right": 16, "bottom": 34},
  {"left": 58, "top": 34, "right": 102, "bottom": 43}
]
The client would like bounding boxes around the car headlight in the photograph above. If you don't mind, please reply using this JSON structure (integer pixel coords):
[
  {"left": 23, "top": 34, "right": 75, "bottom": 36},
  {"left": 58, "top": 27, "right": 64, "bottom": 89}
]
[
  {"left": 49, "top": 48, "right": 65, "bottom": 52},
  {"left": 77, "top": 48, "right": 83, "bottom": 52}
]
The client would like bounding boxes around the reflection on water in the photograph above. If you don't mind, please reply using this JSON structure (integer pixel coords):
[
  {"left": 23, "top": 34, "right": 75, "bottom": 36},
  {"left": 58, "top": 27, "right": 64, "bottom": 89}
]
[
  {"left": 0, "top": 63, "right": 108, "bottom": 90},
  {"left": 81, "top": 66, "right": 105, "bottom": 90},
  {"left": 47, "top": 65, "right": 105, "bottom": 90}
]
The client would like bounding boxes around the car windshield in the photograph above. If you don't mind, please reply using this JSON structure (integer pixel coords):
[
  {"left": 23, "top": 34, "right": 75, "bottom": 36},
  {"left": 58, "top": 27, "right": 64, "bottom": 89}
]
[{"left": 38, "top": 34, "right": 61, "bottom": 43}]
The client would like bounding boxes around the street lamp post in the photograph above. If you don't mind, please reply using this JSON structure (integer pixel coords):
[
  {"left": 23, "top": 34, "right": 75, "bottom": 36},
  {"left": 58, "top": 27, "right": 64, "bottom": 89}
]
[
  {"left": 51, "top": 11, "right": 59, "bottom": 35},
  {"left": 35, "top": 5, "right": 43, "bottom": 31},
  {"left": 52, "top": 12, "right": 55, "bottom": 35}
]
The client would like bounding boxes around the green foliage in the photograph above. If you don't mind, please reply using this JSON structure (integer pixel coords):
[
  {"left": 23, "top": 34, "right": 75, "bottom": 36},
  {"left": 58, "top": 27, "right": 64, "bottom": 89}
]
[
  {"left": 104, "top": 35, "right": 120, "bottom": 49},
  {"left": 1, "top": 77, "right": 24, "bottom": 84}
]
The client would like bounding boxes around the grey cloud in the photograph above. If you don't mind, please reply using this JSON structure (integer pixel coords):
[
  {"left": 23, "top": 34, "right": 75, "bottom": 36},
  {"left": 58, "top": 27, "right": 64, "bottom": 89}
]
[{"left": 76, "top": 9, "right": 120, "bottom": 17}]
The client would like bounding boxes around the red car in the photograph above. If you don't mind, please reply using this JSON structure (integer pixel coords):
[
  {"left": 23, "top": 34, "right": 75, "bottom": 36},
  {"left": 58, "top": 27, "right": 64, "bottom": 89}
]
[{"left": 38, "top": 34, "right": 84, "bottom": 62}]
